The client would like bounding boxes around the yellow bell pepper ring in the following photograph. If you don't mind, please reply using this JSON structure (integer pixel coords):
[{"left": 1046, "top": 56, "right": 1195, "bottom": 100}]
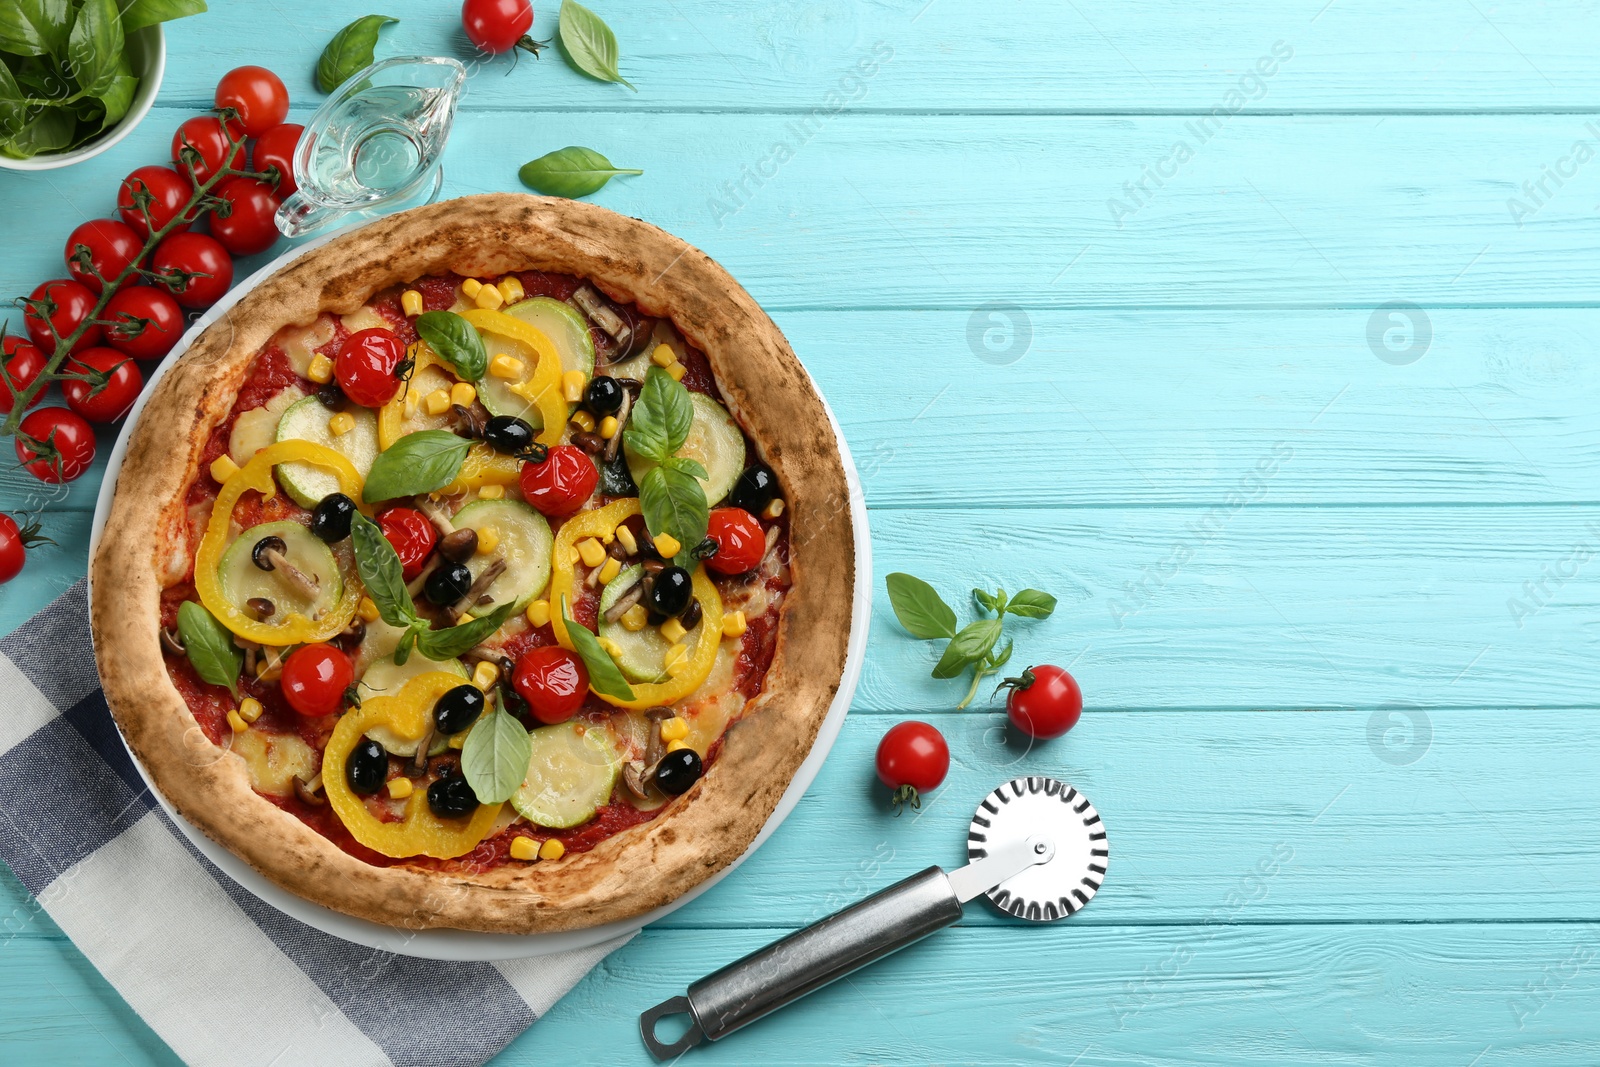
[
  {"left": 195, "top": 440, "right": 364, "bottom": 645},
  {"left": 549, "top": 499, "right": 724, "bottom": 709},
  {"left": 323, "top": 672, "right": 503, "bottom": 859},
  {"left": 441, "top": 444, "right": 522, "bottom": 495},
  {"left": 457, "top": 308, "right": 568, "bottom": 446}
]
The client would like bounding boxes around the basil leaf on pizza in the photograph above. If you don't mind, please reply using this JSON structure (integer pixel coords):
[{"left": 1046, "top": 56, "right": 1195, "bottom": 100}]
[
  {"left": 362, "top": 430, "right": 472, "bottom": 503},
  {"left": 640, "top": 464, "right": 709, "bottom": 567},
  {"left": 625, "top": 366, "right": 693, "bottom": 462},
  {"left": 414, "top": 310, "right": 488, "bottom": 382},
  {"left": 561, "top": 596, "right": 635, "bottom": 700},
  {"left": 349, "top": 511, "right": 417, "bottom": 628},
  {"left": 177, "top": 601, "right": 242, "bottom": 699},
  {"left": 413, "top": 603, "right": 519, "bottom": 661},
  {"left": 461, "top": 706, "right": 533, "bottom": 804}
]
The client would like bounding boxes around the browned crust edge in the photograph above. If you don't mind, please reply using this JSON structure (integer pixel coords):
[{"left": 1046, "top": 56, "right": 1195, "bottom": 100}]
[{"left": 89, "top": 194, "right": 855, "bottom": 934}]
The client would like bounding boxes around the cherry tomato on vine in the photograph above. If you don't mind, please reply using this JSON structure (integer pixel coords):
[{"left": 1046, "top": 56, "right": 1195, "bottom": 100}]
[
  {"left": 1000, "top": 665, "right": 1082, "bottom": 740},
  {"left": 171, "top": 115, "right": 243, "bottom": 184},
  {"left": 102, "top": 285, "right": 185, "bottom": 361},
  {"left": 519, "top": 445, "right": 597, "bottom": 518},
  {"left": 703, "top": 507, "right": 765, "bottom": 575},
  {"left": 252, "top": 123, "right": 303, "bottom": 198},
  {"left": 334, "top": 328, "right": 408, "bottom": 407},
  {"left": 0, "top": 513, "right": 51, "bottom": 584},
  {"left": 14, "top": 407, "right": 96, "bottom": 483},
  {"left": 117, "top": 165, "right": 196, "bottom": 238},
  {"left": 151, "top": 232, "right": 234, "bottom": 309},
  {"left": 377, "top": 506, "right": 437, "bottom": 580},
  {"left": 62, "top": 347, "right": 142, "bottom": 424},
  {"left": 875, "top": 721, "right": 949, "bottom": 813},
  {"left": 210, "top": 177, "right": 281, "bottom": 257},
  {"left": 24, "top": 279, "right": 102, "bottom": 354},
  {"left": 213, "top": 66, "right": 289, "bottom": 138},
  {"left": 513, "top": 645, "right": 589, "bottom": 724},
  {"left": 63, "top": 219, "right": 143, "bottom": 294},
  {"left": 462, "top": 0, "right": 541, "bottom": 55},
  {"left": 1, "top": 337, "right": 47, "bottom": 415},
  {"left": 281, "top": 643, "right": 353, "bottom": 717}
]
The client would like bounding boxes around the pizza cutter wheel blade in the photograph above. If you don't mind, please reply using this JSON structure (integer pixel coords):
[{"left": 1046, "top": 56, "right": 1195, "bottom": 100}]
[{"left": 639, "top": 776, "right": 1108, "bottom": 1059}]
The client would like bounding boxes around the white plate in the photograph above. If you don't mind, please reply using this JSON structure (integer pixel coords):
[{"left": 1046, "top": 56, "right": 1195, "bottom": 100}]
[{"left": 89, "top": 220, "right": 871, "bottom": 960}]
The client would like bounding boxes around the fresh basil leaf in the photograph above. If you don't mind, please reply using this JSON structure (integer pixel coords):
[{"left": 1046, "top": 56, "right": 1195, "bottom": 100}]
[
  {"left": 96, "top": 70, "right": 136, "bottom": 129},
  {"left": 557, "top": 0, "right": 634, "bottom": 90},
  {"left": 117, "top": 0, "right": 207, "bottom": 35},
  {"left": 316, "top": 14, "right": 397, "bottom": 93},
  {"left": 518, "top": 145, "right": 642, "bottom": 199},
  {"left": 348, "top": 510, "right": 417, "bottom": 628},
  {"left": 886, "top": 573, "right": 957, "bottom": 640},
  {"left": 413, "top": 603, "right": 519, "bottom": 661},
  {"left": 988, "top": 637, "right": 1014, "bottom": 672},
  {"left": 639, "top": 465, "right": 709, "bottom": 567},
  {"left": 622, "top": 424, "right": 668, "bottom": 465},
  {"left": 0, "top": 65, "right": 28, "bottom": 141},
  {"left": 461, "top": 707, "right": 531, "bottom": 804},
  {"left": 560, "top": 595, "right": 635, "bottom": 700},
  {"left": 0, "top": 0, "right": 73, "bottom": 58},
  {"left": 0, "top": 104, "right": 74, "bottom": 159},
  {"left": 393, "top": 626, "right": 416, "bottom": 666},
  {"left": 362, "top": 430, "right": 472, "bottom": 503},
  {"left": 67, "top": 0, "right": 122, "bottom": 95},
  {"left": 932, "top": 618, "right": 1003, "bottom": 679},
  {"left": 177, "top": 601, "right": 241, "bottom": 699},
  {"left": 661, "top": 455, "right": 708, "bottom": 480},
  {"left": 643, "top": 366, "right": 694, "bottom": 453},
  {"left": 1005, "top": 588, "right": 1058, "bottom": 620},
  {"left": 414, "top": 310, "right": 488, "bottom": 382},
  {"left": 972, "top": 588, "right": 999, "bottom": 614}
]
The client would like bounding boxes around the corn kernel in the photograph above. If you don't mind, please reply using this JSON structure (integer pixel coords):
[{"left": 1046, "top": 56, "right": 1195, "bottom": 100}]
[
  {"left": 660, "top": 617, "right": 687, "bottom": 644},
  {"left": 621, "top": 604, "right": 648, "bottom": 631},
  {"left": 526, "top": 599, "right": 551, "bottom": 627},
  {"left": 328, "top": 412, "right": 355, "bottom": 437},
  {"left": 490, "top": 354, "right": 525, "bottom": 379},
  {"left": 615, "top": 525, "right": 638, "bottom": 554},
  {"left": 306, "top": 352, "right": 334, "bottom": 384},
  {"left": 659, "top": 716, "right": 689, "bottom": 742},
  {"left": 599, "top": 415, "right": 619, "bottom": 439},
  {"left": 598, "top": 637, "right": 624, "bottom": 660},
  {"left": 651, "top": 344, "right": 676, "bottom": 367},
  {"left": 461, "top": 278, "right": 483, "bottom": 298},
  {"left": 474, "top": 283, "right": 504, "bottom": 310},
  {"left": 358, "top": 597, "right": 381, "bottom": 623},
  {"left": 598, "top": 557, "right": 621, "bottom": 584},
  {"left": 238, "top": 697, "right": 263, "bottom": 724},
  {"left": 570, "top": 410, "right": 596, "bottom": 433},
  {"left": 539, "top": 838, "right": 565, "bottom": 861},
  {"left": 209, "top": 454, "right": 240, "bottom": 484},
  {"left": 227, "top": 709, "right": 249, "bottom": 733},
  {"left": 401, "top": 289, "right": 424, "bottom": 317},
  {"left": 666, "top": 361, "right": 687, "bottom": 382},
  {"left": 653, "top": 533, "right": 681, "bottom": 558},
  {"left": 723, "top": 609, "right": 748, "bottom": 639},
  {"left": 510, "top": 836, "right": 540, "bottom": 862},
  {"left": 577, "top": 538, "right": 607, "bottom": 567},
  {"left": 450, "top": 382, "right": 477, "bottom": 407},
  {"left": 667, "top": 739, "right": 692, "bottom": 753},
  {"left": 498, "top": 276, "right": 525, "bottom": 303},
  {"left": 473, "top": 661, "right": 500, "bottom": 689},
  {"left": 387, "top": 777, "right": 413, "bottom": 800},
  {"left": 663, "top": 642, "right": 689, "bottom": 669},
  {"left": 424, "top": 389, "right": 452, "bottom": 416},
  {"left": 477, "top": 525, "right": 500, "bottom": 554},
  {"left": 449, "top": 730, "right": 468, "bottom": 749},
  {"left": 562, "top": 369, "right": 587, "bottom": 403},
  {"left": 763, "top": 499, "right": 785, "bottom": 520},
  {"left": 478, "top": 484, "right": 504, "bottom": 500}
]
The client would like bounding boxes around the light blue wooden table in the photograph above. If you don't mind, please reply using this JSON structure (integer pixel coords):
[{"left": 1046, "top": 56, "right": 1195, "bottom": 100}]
[{"left": 6, "top": 1, "right": 1600, "bottom": 1063}]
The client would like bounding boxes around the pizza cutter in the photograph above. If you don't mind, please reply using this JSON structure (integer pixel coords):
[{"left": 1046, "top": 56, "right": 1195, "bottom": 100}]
[{"left": 639, "top": 776, "right": 1108, "bottom": 1058}]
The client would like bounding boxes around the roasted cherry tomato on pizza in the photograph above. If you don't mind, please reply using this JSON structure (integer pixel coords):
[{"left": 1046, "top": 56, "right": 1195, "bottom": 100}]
[
  {"left": 14, "top": 407, "right": 96, "bottom": 483},
  {"left": 62, "top": 348, "right": 142, "bottom": 424},
  {"left": 377, "top": 506, "right": 437, "bottom": 579},
  {"left": 703, "top": 507, "right": 765, "bottom": 575},
  {"left": 281, "top": 644, "right": 354, "bottom": 717},
  {"left": 876, "top": 721, "right": 949, "bottom": 814},
  {"left": 513, "top": 646, "right": 590, "bottom": 724},
  {"left": 519, "top": 445, "right": 597, "bottom": 518},
  {"left": 335, "top": 328, "right": 408, "bottom": 407},
  {"left": 103, "top": 285, "right": 185, "bottom": 361},
  {"left": 1000, "top": 665, "right": 1082, "bottom": 740}
]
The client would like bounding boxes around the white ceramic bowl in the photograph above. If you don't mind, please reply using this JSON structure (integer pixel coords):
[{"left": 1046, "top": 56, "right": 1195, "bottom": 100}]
[{"left": 0, "top": 26, "right": 165, "bottom": 171}]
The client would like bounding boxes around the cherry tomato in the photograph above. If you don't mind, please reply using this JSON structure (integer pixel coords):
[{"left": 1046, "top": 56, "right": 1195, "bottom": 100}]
[
  {"left": 103, "top": 285, "right": 186, "bottom": 361},
  {"left": 519, "top": 445, "right": 598, "bottom": 518},
  {"left": 462, "top": 0, "right": 539, "bottom": 55},
  {"left": 117, "top": 165, "right": 197, "bottom": 238},
  {"left": 281, "top": 643, "right": 353, "bottom": 716},
  {"left": 253, "top": 123, "right": 303, "bottom": 198},
  {"left": 0, "top": 513, "right": 49, "bottom": 585},
  {"left": 213, "top": 66, "right": 289, "bottom": 138},
  {"left": 62, "top": 347, "right": 142, "bottom": 424},
  {"left": 24, "top": 279, "right": 102, "bottom": 355},
  {"left": 14, "top": 407, "right": 96, "bottom": 483},
  {"left": 335, "top": 328, "right": 407, "bottom": 407},
  {"left": 1001, "top": 665, "right": 1082, "bottom": 740},
  {"left": 1, "top": 337, "right": 47, "bottom": 415},
  {"left": 377, "top": 506, "right": 437, "bottom": 579},
  {"left": 151, "top": 232, "right": 234, "bottom": 309},
  {"left": 512, "top": 645, "right": 590, "bottom": 724},
  {"left": 704, "top": 507, "right": 765, "bottom": 575},
  {"left": 210, "top": 177, "right": 280, "bottom": 257},
  {"left": 875, "top": 721, "right": 949, "bottom": 813},
  {"left": 63, "top": 219, "right": 143, "bottom": 294},
  {"left": 171, "top": 115, "right": 243, "bottom": 184}
]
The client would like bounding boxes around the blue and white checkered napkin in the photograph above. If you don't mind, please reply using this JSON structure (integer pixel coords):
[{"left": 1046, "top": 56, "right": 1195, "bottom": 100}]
[{"left": 0, "top": 581, "right": 630, "bottom": 1067}]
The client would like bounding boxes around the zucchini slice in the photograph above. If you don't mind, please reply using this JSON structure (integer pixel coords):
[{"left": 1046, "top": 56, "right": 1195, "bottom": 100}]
[
  {"left": 217, "top": 521, "right": 343, "bottom": 621},
  {"left": 626, "top": 391, "right": 746, "bottom": 506},
  {"left": 274, "top": 396, "right": 380, "bottom": 508},
  {"left": 595, "top": 564, "right": 706, "bottom": 683},
  {"left": 476, "top": 297, "right": 595, "bottom": 426},
  {"left": 450, "top": 498, "right": 554, "bottom": 613},
  {"left": 511, "top": 721, "right": 621, "bottom": 828},
  {"left": 357, "top": 655, "right": 468, "bottom": 756}
]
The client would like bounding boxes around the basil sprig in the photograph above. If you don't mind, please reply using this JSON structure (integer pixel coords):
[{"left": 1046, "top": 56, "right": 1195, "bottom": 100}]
[
  {"left": 624, "top": 367, "right": 708, "bottom": 567},
  {"left": 557, "top": 0, "right": 635, "bottom": 91},
  {"left": 518, "top": 146, "right": 642, "bottom": 200},
  {"left": 316, "top": 14, "right": 398, "bottom": 93},
  {"left": 414, "top": 310, "right": 488, "bottom": 381},
  {"left": 560, "top": 596, "right": 635, "bottom": 700},
  {"left": 461, "top": 704, "right": 531, "bottom": 804},
  {"left": 885, "top": 574, "right": 1057, "bottom": 709},
  {"left": 362, "top": 430, "right": 472, "bottom": 503},
  {"left": 177, "top": 601, "right": 242, "bottom": 699}
]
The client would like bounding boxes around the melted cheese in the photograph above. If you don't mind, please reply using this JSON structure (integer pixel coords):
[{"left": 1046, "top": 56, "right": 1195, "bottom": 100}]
[
  {"left": 232, "top": 729, "right": 316, "bottom": 797},
  {"left": 269, "top": 315, "right": 337, "bottom": 377}
]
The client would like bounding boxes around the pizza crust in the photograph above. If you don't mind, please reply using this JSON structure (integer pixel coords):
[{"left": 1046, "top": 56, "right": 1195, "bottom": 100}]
[{"left": 90, "top": 194, "right": 855, "bottom": 933}]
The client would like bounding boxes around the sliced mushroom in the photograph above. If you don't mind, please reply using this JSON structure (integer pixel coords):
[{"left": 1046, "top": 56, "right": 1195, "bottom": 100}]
[
  {"left": 450, "top": 403, "right": 486, "bottom": 439},
  {"left": 622, "top": 760, "right": 651, "bottom": 801},
  {"left": 603, "top": 386, "right": 634, "bottom": 463},
  {"left": 246, "top": 596, "right": 275, "bottom": 620},
  {"left": 438, "top": 527, "right": 479, "bottom": 562},
  {"left": 414, "top": 497, "right": 457, "bottom": 538},
  {"left": 447, "top": 556, "right": 506, "bottom": 621},
  {"left": 571, "top": 285, "right": 631, "bottom": 353},
  {"left": 251, "top": 535, "right": 321, "bottom": 601},
  {"left": 294, "top": 773, "right": 325, "bottom": 807},
  {"left": 160, "top": 627, "right": 186, "bottom": 656},
  {"left": 601, "top": 579, "right": 645, "bottom": 624}
]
